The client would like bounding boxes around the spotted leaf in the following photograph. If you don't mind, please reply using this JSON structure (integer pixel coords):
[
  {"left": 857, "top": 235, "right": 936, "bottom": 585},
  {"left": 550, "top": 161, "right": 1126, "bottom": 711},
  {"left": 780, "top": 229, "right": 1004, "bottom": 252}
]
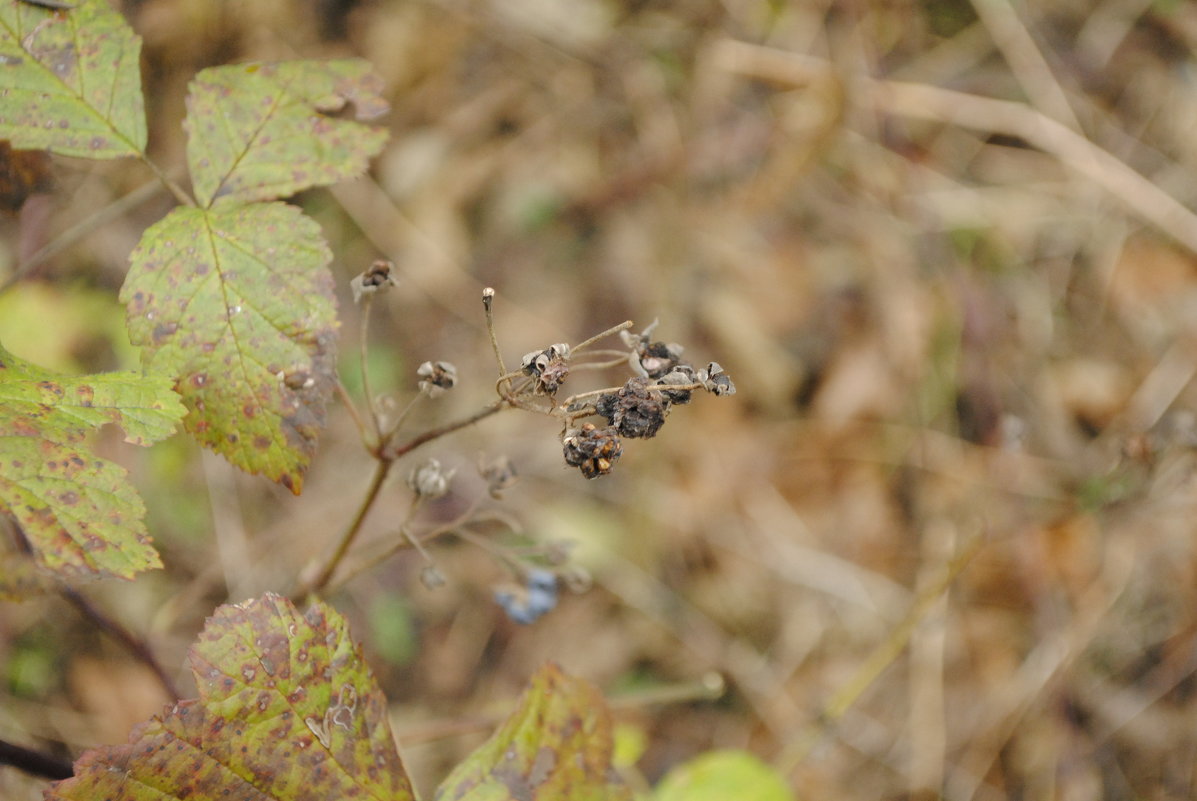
[
  {"left": 46, "top": 593, "right": 417, "bottom": 801},
  {"left": 185, "top": 59, "right": 388, "bottom": 206},
  {"left": 0, "top": 0, "right": 146, "bottom": 157},
  {"left": 121, "top": 200, "right": 337, "bottom": 494},
  {"left": 0, "top": 343, "right": 184, "bottom": 581},
  {"left": 435, "top": 662, "right": 633, "bottom": 801}
]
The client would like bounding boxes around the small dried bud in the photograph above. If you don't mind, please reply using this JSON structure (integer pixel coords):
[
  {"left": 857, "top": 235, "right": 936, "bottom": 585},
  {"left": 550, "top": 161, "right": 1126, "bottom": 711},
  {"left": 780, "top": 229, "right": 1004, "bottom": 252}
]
[
  {"left": 482, "top": 287, "right": 496, "bottom": 309},
  {"left": 407, "top": 458, "right": 455, "bottom": 499},
  {"left": 562, "top": 423, "right": 622, "bottom": 479},
  {"left": 417, "top": 360, "right": 457, "bottom": 397},
  {"left": 637, "top": 341, "right": 685, "bottom": 379},
  {"left": 620, "top": 319, "right": 660, "bottom": 351},
  {"left": 699, "top": 362, "right": 736, "bottom": 396},
  {"left": 522, "top": 343, "right": 571, "bottom": 394},
  {"left": 658, "top": 365, "right": 696, "bottom": 405},
  {"left": 478, "top": 454, "right": 519, "bottom": 498},
  {"left": 596, "top": 376, "right": 669, "bottom": 439},
  {"left": 350, "top": 259, "right": 397, "bottom": 303},
  {"left": 420, "top": 564, "right": 447, "bottom": 590}
]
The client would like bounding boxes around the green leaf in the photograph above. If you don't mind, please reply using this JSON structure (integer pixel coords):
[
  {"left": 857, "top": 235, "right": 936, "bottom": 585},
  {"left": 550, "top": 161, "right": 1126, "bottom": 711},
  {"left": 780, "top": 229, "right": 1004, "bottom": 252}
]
[
  {"left": 121, "top": 201, "right": 338, "bottom": 494},
  {"left": 0, "top": 343, "right": 184, "bottom": 581},
  {"left": 435, "top": 662, "right": 633, "bottom": 801},
  {"left": 185, "top": 59, "right": 388, "bottom": 206},
  {"left": 0, "top": 0, "right": 146, "bottom": 158},
  {"left": 46, "top": 593, "right": 417, "bottom": 801},
  {"left": 653, "top": 751, "right": 795, "bottom": 801}
]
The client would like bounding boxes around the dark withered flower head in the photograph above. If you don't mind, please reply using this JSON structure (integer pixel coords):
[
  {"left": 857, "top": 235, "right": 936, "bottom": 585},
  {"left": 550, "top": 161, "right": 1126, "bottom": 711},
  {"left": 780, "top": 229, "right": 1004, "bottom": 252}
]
[
  {"left": 416, "top": 360, "right": 457, "bottom": 397},
  {"left": 350, "top": 259, "right": 397, "bottom": 303},
  {"left": 699, "top": 362, "right": 736, "bottom": 396},
  {"left": 595, "top": 376, "right": 670, "bottom": 439},
  {"left": 522, "top": 343, "right": 571, "bottom": 394},
  {"left": 562, "top": 423, "right": 622, "bottom": 479}
]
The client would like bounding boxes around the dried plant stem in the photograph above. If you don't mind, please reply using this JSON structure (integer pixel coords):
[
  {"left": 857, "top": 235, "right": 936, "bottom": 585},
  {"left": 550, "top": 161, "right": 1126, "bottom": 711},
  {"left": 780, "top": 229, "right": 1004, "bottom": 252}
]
[
  {"left": 334, "top": 379, "right": 372, "bottom": 447},
  {"left": 483, "top": 287, "right": 510, "bottom": 391},
  {"left": 774, "top": 532, "right": 983, "bottom": 776},
  {"left": 713, "top": 40, "right": 1197, "bottom": 256},
  {"left": 358, "top": 293, "right": 382, "bottom": 441},
  {"left": 572, "top": 320, "right": 634, "bottom": 353},
  {"left": 384, "top": 399, "right": 507, "bottom": 460},
  {"left": 381, "top": 394, "right": 423, "bottom": 443},
  {"left": 297, "top": 459, "right": 393, "bottom": 601},
  {"left": 0, "top": 179, "right": 163, "bottom": 295},
  {"left": 141, "top": 157, "right": 194, "bottom": 207},
  {"left": 330, "top": 496, "right": 488, "bottom": 591},
  {"left": 60, "top": 587, "right": 180, "bottom": 701},
  {"left": 0, "top": 737, "right": 73, "bottom": 781}
]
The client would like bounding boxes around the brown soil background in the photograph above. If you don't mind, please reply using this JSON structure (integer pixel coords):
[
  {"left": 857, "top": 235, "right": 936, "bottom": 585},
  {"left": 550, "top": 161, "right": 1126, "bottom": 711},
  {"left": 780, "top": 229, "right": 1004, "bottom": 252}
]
[{"left": 7, "top": 0, "right": 1197, "bottom": 798}]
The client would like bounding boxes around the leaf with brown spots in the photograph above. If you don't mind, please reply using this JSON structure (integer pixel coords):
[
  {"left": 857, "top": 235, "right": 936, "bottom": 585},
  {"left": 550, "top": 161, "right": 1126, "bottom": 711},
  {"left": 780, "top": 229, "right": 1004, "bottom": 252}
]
[
  {"left": 0, "top": 0, "right": 146, "bottom": 158},
  {"left": 435, "top": 663, "right": 633, "bottom": 801},
  {"left": 46, "top": 593, "right": 416, "bottom": 801},
  {"left": 185, "top": 59, "right": 388, "bottom": 207},
  {"left": 121, "top": 200, "right": 337, "bottom": 494},
  {"left": 0, "top": 342, "right": 185, "bottom": 582}
]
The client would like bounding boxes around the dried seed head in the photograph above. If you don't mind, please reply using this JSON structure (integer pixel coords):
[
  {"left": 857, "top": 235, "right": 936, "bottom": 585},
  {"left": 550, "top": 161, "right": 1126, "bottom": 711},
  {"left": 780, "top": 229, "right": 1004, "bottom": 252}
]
[
  {"left": 522, "top": 343, "right": 571, "bottom": 394},
  {"left": 637, "top": 341, "right": 686, "bottom": 379},
  {"left": 478, "top": 454, "right": 519, "bottom": 498},
  {"left": 482, "top": 287, "right": 496, "bottom": 309},
  {"left": 658, "top": 365, "right": 696, "bottom": 405},
  {"left": 407, "top": 458, "right": 455, "bottom": 499},
  {"left": 698, "top": 362, "right": 736, "bottom": 396},
  {"left": 420, "top": 564, "right": 447, "bottom": 590},
  {"left": 350, "top": 259, "right": 397, "bottom": 303},
  {"left": 596, "top": 376, "right": 670, "bottom": 439},
  {"left": 416, "top": 360, "right": 458, "bottom": 397},
  {"left": 562, "top": 423, "right": 623, "bottom": 479}
]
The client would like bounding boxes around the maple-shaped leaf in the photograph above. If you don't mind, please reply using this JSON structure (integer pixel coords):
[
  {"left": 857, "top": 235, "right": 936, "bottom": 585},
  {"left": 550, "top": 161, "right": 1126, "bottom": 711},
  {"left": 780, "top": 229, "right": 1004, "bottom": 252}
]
[
  {"left": 0, "top": 0, "right": 146, "bottom": 158},
  {"left": 121, "top": 200, "right": 337, "bottom": 494},
  {"left": 185, "top": 59, "right": 388, "bottom": 207},
  {"left": 435, "top": 662, "right": 633, "bottom": 801},
  {"left": 0, "top": 343, "right": 184, "bottom": 580},
  {"left": 46, "top": 593, "right": 416, "bottom": 801}
]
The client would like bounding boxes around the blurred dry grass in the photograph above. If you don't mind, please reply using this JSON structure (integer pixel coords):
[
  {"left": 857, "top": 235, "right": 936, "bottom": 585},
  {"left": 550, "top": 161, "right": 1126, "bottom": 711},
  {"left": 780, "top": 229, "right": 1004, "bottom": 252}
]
[{"left": 9, "top": 0, "right": 1197, "bottom": 798}]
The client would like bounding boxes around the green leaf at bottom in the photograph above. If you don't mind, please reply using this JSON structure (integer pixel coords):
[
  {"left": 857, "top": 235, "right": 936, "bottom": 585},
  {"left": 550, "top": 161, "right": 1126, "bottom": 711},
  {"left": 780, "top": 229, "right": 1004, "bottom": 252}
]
[
  {"left": 435, "top": 663, "right": 632, "bottom": 801},
  {"left": 46, "top": 593, "right": 415, "bottom": 801}
]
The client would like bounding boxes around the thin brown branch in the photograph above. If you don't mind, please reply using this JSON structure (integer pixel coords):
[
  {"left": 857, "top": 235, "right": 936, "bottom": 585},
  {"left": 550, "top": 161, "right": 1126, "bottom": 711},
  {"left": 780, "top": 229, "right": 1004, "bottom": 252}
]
[
  {"left": 60, "top": 587, "right": 180, "bottom": 701},
  {"left": 0, "top": 179, "right": 163, "bottom": 295},
  {"left": 383, "top": 399, "right": 507, "bottom": 460},
  {"left": 295, "top": 458, "right": 394, "bottom": 601},
  {"left": 0, "top": 737, "right": 73, "bottom": 781}
]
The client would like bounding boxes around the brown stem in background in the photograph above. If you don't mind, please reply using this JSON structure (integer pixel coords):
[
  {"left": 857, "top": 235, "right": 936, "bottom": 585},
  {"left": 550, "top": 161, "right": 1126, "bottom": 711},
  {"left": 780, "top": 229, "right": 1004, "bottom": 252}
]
[
  {"left": 0, "top": 737, "right": 73, "bottom": 781},
  {"left": 296, "top": 458, "right": 394, "bottom": 602},
  {"left": 384, "top": 399, "right": 506, "bottom": 460},
  {"left": 60, "top": 588, "right": 180, "bottom": 701}
]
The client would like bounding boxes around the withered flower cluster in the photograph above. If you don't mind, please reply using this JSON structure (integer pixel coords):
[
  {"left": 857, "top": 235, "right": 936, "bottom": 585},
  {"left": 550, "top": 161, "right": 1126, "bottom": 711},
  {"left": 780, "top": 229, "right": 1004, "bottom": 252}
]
[{"left": 551, "top": 324, "right": 735, "bottom": 479}]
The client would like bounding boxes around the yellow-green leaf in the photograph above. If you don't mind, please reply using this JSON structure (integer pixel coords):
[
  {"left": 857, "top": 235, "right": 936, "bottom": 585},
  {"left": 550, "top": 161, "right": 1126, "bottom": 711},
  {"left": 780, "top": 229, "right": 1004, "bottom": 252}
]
[
  {"left": 121, "top": 201, "right": 337, "bottom": 493},
  {"left": 185, "top": 59, "right": 388, "bottom": 206},
  {"left": 0, "top": 0, "right": 146, "bottom": 157},
  {"left": 435, "top": 663, "right": 633, "bottom": 801},
  {"left": 0, "top": 343, "right": 184, "bottom": 581},
  {"left": 46, "top": 593, "right": 417, "bottom": 801},
  {"left": 653, "top": 750, "right": 795, "bottom": 801}
]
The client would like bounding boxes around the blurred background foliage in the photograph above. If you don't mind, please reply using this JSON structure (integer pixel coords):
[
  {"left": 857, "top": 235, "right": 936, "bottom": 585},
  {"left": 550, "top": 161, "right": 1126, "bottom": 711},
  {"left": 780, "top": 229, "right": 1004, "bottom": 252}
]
[{"left": 6, "top": 0, "right": 1197, "bottom": 798}]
